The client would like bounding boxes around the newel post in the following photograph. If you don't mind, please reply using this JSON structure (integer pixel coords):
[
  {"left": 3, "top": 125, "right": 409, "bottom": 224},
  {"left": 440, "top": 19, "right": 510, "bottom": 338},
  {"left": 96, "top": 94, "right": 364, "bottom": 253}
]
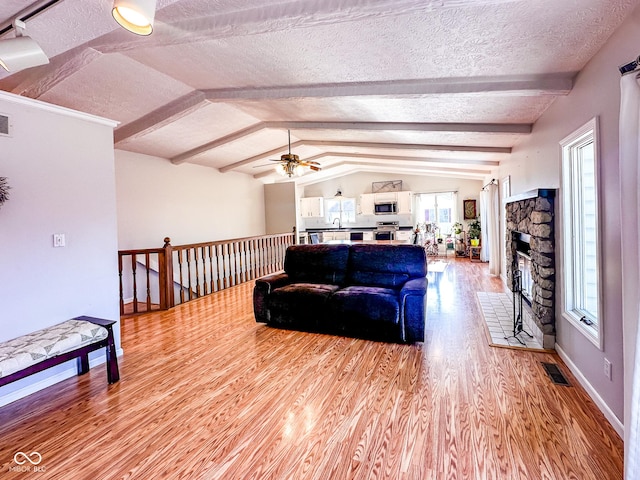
[{"left": 158, "top": 237, "right": 175, "bottom": 310}]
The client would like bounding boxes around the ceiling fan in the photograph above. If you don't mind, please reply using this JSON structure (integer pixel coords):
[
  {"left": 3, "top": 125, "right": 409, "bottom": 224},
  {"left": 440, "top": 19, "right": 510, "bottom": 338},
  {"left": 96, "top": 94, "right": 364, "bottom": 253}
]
[{"left": 263, "top": 130, "right": 321, "bottom": 177}]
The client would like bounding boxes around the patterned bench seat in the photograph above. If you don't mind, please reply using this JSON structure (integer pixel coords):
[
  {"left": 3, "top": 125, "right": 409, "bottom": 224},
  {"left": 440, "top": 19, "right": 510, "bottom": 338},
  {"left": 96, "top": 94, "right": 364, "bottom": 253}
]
[{"left": 0, "top": 316, "right": 119, "bottom": 388}]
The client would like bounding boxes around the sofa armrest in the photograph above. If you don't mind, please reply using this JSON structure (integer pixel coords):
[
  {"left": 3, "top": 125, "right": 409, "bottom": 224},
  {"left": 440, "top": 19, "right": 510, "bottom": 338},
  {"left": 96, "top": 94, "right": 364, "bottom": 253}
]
[
  {"left": 400, "top": 277, "right": 427, "bottom": 297},
  {"left": 255, "top": 272, "right": 291, "bottom": 294},
  {"left": 254, "top": 272, "right": 291, "bottom": 323},
  {"left": 399, "top": 277, "right": 427, "bottom": 343}
]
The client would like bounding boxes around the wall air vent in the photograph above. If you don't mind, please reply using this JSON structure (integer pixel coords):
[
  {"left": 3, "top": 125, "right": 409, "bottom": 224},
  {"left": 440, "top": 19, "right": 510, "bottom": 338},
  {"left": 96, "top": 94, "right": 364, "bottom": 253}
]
[{"left": 0, "top": 114, "right": 9, "bottom": 136}]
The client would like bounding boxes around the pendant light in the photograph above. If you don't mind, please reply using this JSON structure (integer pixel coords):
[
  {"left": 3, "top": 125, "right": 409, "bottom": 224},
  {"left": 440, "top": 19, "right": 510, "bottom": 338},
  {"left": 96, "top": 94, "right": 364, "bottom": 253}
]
[{"left": 112, "top": 0, "right": 157, "bottom": 36}]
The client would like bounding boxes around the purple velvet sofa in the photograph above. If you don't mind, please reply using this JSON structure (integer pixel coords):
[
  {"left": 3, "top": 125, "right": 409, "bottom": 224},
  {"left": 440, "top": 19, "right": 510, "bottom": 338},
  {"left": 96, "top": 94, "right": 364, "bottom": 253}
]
[{"left": 253, "top": 243, "right": 427, "bottom": 343}]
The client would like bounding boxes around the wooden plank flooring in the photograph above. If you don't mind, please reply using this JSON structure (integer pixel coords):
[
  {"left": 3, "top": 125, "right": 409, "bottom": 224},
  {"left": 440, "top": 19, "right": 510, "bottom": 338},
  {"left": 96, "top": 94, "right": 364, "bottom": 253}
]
[{"left": 0, "top": 258, "right": 623, "bottom": 479}]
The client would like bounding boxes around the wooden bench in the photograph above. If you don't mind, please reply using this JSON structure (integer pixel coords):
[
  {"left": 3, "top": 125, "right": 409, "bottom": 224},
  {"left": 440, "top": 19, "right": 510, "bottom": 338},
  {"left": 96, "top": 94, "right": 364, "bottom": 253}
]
[{"left": 0, "top": 316, "right": 120, "bottom": 388}]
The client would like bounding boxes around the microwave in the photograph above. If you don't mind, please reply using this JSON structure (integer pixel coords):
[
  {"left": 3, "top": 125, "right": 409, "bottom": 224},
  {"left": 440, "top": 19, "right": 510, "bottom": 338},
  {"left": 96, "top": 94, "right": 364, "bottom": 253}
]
[{"left": 374, "top": 202, "right": 397, "bottom": 215}]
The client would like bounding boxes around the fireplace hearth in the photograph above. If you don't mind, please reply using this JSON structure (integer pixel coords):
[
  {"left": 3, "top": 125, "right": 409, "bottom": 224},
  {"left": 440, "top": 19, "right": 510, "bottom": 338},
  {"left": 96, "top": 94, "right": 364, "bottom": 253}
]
[{"left": 505, "top": 189, "right": 556, "bottom": 348}]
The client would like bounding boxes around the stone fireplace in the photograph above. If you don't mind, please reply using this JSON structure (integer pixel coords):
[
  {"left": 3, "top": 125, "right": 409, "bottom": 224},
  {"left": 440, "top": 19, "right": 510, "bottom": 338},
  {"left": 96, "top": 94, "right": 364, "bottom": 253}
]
[{"left": 505, "top": 189, "right": 556, "bottom": 348}]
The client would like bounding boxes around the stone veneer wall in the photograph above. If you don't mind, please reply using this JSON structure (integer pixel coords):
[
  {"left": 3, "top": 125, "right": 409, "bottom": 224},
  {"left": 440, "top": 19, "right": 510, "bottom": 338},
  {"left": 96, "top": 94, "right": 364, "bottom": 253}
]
[{"left": 505, "top": 193, "right": 555, "bottom": 342}]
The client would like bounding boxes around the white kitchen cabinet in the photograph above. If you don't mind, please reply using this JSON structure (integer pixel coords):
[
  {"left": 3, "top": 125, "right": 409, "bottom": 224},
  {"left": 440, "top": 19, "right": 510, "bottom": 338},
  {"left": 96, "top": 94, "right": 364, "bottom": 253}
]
[
  {"left": 395, "top": 230, "right": 413, "bottom": 243},
  {"left": 362, "top": 231, "right": 374, "bottom": 241},
  {"left": 300, "top": 197, "right": 324, "bottom": 218},
  {"left": 374, "top": 192, "right": 398, "bottom": 203},
  {"left": 334, "top": 231, "right": 349, "bottom": 240},
  {"left": 322, "top": 231, "right": 349, "bottom": 241},
  {"left": 359, "top": 194, "right": 375, "bottom": 215},
  {"left": 397, "top": 191, "right": 413, "bottom": 215}
]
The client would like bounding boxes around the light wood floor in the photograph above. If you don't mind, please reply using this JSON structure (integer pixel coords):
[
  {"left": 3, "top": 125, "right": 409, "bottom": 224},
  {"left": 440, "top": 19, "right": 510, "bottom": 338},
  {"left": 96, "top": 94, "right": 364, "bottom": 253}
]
[{"left": 0, "top": 259, "right": 623, "bottom": 479}]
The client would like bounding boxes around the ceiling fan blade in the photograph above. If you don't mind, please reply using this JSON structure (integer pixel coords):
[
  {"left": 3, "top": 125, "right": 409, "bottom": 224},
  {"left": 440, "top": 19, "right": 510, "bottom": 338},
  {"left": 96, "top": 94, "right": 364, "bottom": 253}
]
[{"left": 309, "top": 165, "right": 321, "bottom": 171}]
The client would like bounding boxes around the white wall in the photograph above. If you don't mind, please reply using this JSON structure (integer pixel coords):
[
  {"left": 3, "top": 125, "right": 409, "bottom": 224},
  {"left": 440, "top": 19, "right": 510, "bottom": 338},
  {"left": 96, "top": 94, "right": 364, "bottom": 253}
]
[
  {"left": 115, "top": 150, "right": 266, "bottom": 249},
  {"left": 301, "top": 172, "right": 482, "bottom": 229},
  {"left": 264, "top": 182, "right": 297, "bottom": 234},
  {"left": 0, "top": 92, "right": 119, "bottom": 404},
  {"left": 494, "top": 6, "right": 640, "bottom": 433}
]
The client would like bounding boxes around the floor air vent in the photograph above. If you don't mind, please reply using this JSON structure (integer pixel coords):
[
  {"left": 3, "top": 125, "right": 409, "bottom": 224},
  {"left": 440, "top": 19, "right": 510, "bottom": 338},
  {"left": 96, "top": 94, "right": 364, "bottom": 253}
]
[{"left": 542, "top": 362, "right": 570, "bottom": 386}]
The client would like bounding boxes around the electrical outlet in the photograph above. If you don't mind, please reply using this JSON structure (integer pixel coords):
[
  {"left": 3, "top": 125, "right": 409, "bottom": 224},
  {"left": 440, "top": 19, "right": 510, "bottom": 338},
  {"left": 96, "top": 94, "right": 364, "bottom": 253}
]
[
  {"left": 604, "top": 358, "right": 612, "bottom": 380},
  {"left": 53, "top": 233, "right": 65, "bottom": 247}
]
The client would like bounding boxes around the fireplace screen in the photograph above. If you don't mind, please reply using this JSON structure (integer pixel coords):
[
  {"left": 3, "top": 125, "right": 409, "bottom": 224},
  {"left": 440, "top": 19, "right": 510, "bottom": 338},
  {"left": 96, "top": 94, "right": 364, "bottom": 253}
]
[{"left": 516, "top": 251, "right": 533, "bottom": 304}]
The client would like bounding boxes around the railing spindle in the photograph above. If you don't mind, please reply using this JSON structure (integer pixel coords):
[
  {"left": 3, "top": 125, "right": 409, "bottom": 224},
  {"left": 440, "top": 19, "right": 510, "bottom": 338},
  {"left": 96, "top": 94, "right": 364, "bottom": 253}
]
[
  {"left": 193, "top": 246, "right": 201, "bottom": 298},
  {"left": 145, "top": 252, "right": 152, "bottom": 312},
  {"left": 178, "top": 249, "right": 185, "bottom": 304},
  {"left": 118, "top": 254, "right": 124, "bottom": 316},
  {"left": 234, "top": 242, "right": 240, "bottom": 285},
  {"left": 131, "top": 254, "right": 138, "bottom": 313},
  {"left": 215, "top": 244, "right": 222, "bottom": 291}
]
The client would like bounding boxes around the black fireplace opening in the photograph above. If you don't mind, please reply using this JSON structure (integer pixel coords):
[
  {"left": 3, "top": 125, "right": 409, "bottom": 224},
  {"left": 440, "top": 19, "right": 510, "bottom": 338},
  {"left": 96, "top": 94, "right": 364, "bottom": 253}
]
[{"left": 513, "top": 231, "right": 533, "bottom": 305}]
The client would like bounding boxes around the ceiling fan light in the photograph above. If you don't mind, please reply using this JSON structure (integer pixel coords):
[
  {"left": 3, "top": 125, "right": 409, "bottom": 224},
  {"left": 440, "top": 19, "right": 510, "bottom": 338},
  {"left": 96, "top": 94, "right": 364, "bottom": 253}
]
[
  {"left": 112, "top": 0, "right": 156, "bottom": 36},
  {"left": 275, "top": 163, "right": 287, "bottom": 176}
]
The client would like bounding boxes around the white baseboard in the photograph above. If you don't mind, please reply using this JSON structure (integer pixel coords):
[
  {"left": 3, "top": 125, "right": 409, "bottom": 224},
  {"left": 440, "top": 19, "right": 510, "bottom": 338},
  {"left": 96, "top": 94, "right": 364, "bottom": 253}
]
[
  {"left": 555, "top": 344, "right": 624, "bottom": 438},
  {"left": 0, "top": 347, "right": 124, "bottom": 409}
]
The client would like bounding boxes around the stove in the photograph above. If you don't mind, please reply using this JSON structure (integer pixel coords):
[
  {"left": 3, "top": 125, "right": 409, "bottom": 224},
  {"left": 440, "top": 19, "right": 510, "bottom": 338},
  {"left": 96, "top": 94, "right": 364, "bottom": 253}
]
[{"left": 375, "top": 221, "right": 399, "bottom": 240}]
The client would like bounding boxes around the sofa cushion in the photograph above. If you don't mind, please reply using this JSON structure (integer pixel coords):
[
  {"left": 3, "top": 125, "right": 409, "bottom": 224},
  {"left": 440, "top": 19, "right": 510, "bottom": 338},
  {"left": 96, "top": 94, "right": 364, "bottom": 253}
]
[
  {"left": 330, "top": 286, "right": 400, "bottom": 324},
  {"left": 347, "top": 244, "right": 426, "bottom": 288},
  {"left": 268, "top": 283, "right": 340, "bottom": 324},
  {"left": 284, "top": 244, "right": 350, "bottom": 285}
]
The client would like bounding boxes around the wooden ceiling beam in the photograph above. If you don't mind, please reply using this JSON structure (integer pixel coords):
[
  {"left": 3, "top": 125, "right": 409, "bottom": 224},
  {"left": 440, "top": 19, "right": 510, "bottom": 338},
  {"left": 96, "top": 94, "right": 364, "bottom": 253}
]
[
  {"left": 221, "top": 142, "right": 504, "bottom": 173},
  {"left": 267, "top": 121, "right": 531, "bottom": 134},
  {"left": 173, "top": 122, "right": 515, "bottom": 169},
  {"left": 114, "top": 91, "right": 207, "bottom": 144},
  {"left": 203, "top": 74, "right": 573, "bottom": 101},
  {"left": 169, "top": 122, "right": 266, "bottom": 164}
]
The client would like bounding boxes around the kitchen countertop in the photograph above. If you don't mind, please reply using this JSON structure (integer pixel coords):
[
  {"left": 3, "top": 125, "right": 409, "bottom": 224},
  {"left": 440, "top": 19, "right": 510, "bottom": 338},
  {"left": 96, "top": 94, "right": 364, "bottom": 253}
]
[
  {"left": 304, "top": 226, "right": 414, "bottom": 232},
  {"left": 322, "top": 239, "right": 412, "bottom": 245}
]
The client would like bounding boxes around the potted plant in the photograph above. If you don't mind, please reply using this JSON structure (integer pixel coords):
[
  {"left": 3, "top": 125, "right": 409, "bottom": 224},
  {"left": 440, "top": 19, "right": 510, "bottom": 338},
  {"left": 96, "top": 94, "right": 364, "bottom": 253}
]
[
  {"left": 0, "top": 177, "right": 9, "bottom": 209},
  {"left": 468, "top": 218, "right": 481, "bottom": 246},
  {"left": 452, "top": 222, "right": 463, "bottom": 237}
]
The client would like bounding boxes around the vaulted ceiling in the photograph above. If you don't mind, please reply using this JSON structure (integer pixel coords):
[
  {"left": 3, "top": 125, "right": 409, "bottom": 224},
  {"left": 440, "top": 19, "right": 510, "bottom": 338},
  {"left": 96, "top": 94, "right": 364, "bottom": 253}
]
[{"left": 1, "top": 0, "right": 637, "bottom": 185}]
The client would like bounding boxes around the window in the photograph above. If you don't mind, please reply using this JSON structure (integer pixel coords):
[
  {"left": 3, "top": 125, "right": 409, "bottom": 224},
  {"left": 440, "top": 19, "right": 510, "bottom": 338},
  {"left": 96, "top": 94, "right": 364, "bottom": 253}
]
[
  {"left": 325, "top": 197, "right": 356, "bottom": 225},
  {"left": 417, "top": 192, "right": 457, "bottom": 234},
  {"left": 560, "top": 118, "right": 602, "bottom": 347}
]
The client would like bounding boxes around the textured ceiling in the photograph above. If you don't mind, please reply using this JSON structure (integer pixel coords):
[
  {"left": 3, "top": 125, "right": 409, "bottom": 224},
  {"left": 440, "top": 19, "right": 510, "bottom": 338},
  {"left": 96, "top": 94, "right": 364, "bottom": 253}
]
[{"left": 0, "top": 0, "right": 638, "bottom": 185}]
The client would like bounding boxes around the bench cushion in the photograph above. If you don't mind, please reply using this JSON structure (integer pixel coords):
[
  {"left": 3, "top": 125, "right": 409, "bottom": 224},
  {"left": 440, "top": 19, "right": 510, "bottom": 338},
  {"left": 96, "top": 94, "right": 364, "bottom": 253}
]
[{"left": 0, "top": 319, "right": 108, "bottom": 378}]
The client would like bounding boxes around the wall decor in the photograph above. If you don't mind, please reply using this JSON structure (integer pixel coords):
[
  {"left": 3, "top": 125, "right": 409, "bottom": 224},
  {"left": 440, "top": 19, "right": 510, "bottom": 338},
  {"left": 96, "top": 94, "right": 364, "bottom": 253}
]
[
  {"left": 463, "top": 199, "right": 476, "bottom": 219},
  {"left": 372, "top": 180, "right": 402, "bottom": 193},
  {"left": 0, "top": 176, "right": 9, "bottom": 208}
]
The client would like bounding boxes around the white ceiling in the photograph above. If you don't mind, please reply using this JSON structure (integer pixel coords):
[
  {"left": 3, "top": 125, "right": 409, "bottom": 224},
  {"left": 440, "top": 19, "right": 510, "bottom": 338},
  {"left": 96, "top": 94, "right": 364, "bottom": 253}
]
[{"left": 1, "top": 0, "right": 637, "bottom": 186}]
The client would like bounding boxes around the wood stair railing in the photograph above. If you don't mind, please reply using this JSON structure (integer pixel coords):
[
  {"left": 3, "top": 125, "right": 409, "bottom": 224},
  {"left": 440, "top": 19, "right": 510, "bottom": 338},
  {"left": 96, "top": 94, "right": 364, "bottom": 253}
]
[{"left": 118, "top": 232, "right": 295, "bottom": 316}]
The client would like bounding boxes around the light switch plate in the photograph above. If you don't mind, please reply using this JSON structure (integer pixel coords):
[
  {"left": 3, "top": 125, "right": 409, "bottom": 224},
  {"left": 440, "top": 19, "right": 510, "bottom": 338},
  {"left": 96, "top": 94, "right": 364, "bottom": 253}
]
[
  {"left": 53, "top": 233, "right": 65, "bottom": 247},
  {"left": 604, "top": 358, "right": 612, "bottom": 380}
]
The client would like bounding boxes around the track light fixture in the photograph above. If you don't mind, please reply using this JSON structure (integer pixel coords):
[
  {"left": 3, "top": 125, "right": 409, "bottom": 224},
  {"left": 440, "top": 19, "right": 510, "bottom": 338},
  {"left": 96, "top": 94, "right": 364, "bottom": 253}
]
[
  {"left": 112, "top": 0, "right": 157, "bottom": 36},
  {"left": 0, "top": 19, "right": 49, "bottom": 73}
]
